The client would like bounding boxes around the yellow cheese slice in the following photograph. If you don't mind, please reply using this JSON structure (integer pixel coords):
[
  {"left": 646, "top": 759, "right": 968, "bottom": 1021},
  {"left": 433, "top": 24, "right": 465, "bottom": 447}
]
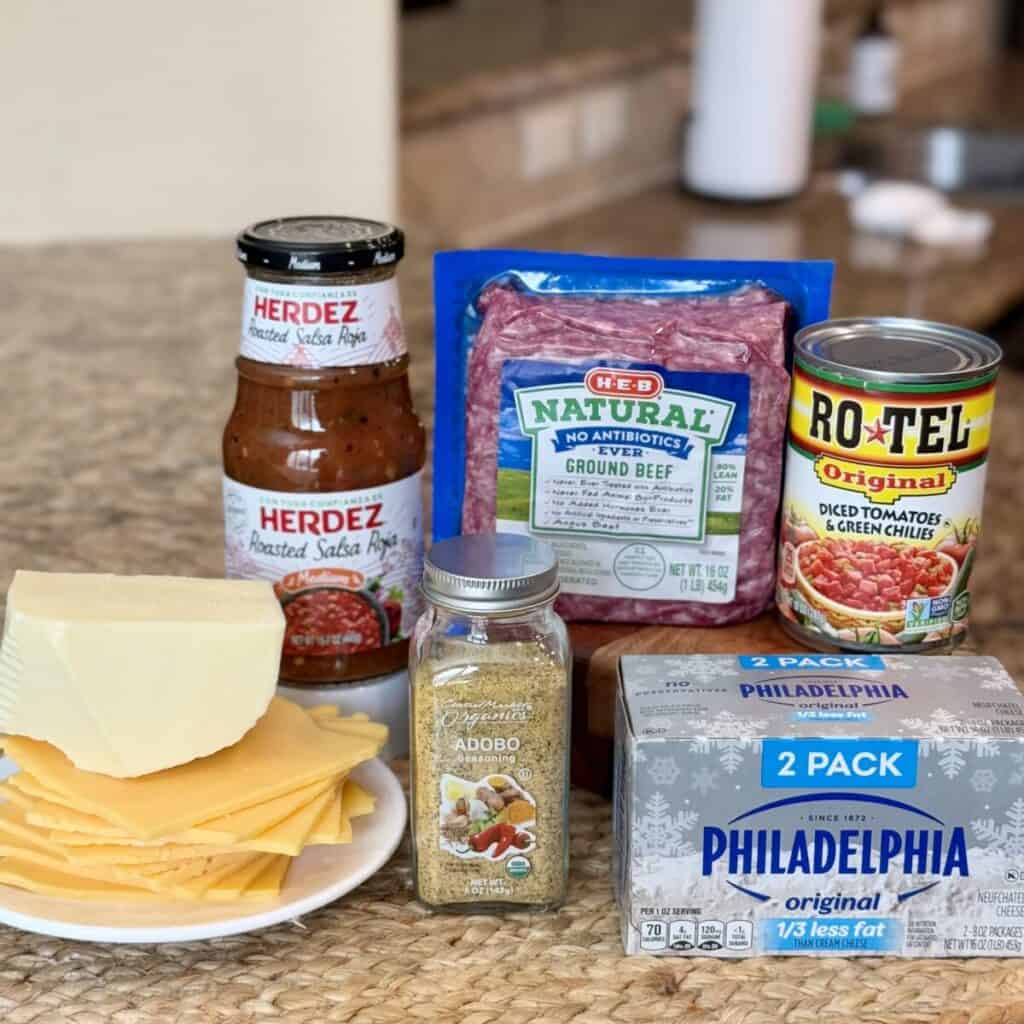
[
  {"left": 342, "top": 780, "right": 376, "bottom": 819},
  {"left": 0, "top": 806, "right": 206, "bottom": 882},
  {"left": 317, "top": 716, "right": 389, "bottom": 746},
  {"left": 44, "top": 778, "right": 339, "bottom": 856},
  {"left": 156, "top": 854, "right": 266, "bottom": 898},
  {"left": 0, "top": 781, "right": 36, "bottom": 815},
  {"left": 60, "top": 841, "right": 234, "bottom": 865},
  {"left": 31, "top": 803, "right": 159, "bottom": 841},
  {"left": 304, "top": 779, "right": 376, "bottom": 846},
  {"left": 206, "top": 852, "right": 277, "bottom": 902},
  {"left": 0, "top": 859, "right": 160, "bottom": 900},
  {"left": 2, "top": 705, "right": 367, "bottom": 839},
  {"left": 6, "top": 772, "right": 83, "bottom": 812},
  {"left": 302, "top": 706, "right": 370, "bottom": 724},
  {"left": 335, "top": 780, "right": 376, "bottom": 843},
  {"left": 0, "top": 840, "right": 260, "bottom": 900},
  {"left": 336, "top": 807, "right": 353, "bottom": 844},
  {"left": 242, "top": 854, "right": 290, "bottom": 900},
  {"left": 0, "top": 806, "right": 260, "bottom": 898},
  {"left": 307, "top": 705, "right": 340, "bottom": 721},
  {"left": 3, "top": 775, "right": 46, "bottom": 801},
  {"left": 0, "top": 572, "right": 284, "bottom": 777},
  {"left": 0, "top": 845, "right": 169, "bottom": 894},
  {"left": 0, "top": 803, "right": 99, "bottom": 860},
  {"left": 0, "top": 705, "right": 381, "bottom": 904},
  {"left": 3, "top": 698, "right": 381, "bottom": 837},
  {"left": 20, "top": 774, "right": 340, "bottom": 847},
  {"left": 307, "top": 788, "right": 344, "bottom": 845},
  {"left": 188, "top": 772, "right": 340, "bottom": 840},
  {"left": 0, "top": 853, "right": 282, "bottom": 903},
  {"left": 129, "top": 854, "right": 241, "bottom": 881},
  {"left": 3, "top": 774, "right": 350, "bottom": 862},
  {"left": 233, "top": 784, "right": 336, "bottom": 856}
]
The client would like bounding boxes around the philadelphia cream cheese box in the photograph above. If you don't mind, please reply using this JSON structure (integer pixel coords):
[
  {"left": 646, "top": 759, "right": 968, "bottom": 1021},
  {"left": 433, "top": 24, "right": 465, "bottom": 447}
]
[{"left": 613, "top": 653, "right": 1024, "bottom": 957}]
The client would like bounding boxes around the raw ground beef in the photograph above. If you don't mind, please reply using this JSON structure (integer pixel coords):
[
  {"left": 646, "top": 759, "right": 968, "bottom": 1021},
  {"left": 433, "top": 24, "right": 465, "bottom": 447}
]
[{"left": 461, "top": 284, "right": 792, "bottom": 626}]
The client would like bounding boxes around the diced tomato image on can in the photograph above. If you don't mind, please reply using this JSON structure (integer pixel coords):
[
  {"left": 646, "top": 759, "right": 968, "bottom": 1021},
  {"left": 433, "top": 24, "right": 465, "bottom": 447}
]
[{"left": 795, "top": 537, "right": 957, "bottom": 620}]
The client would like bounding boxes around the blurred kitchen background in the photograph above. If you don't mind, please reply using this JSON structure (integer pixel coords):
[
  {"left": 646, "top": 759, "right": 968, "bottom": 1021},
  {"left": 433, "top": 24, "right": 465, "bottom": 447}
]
[{"left": 1, "top": 0, "right": 1022, "bottom": 670}]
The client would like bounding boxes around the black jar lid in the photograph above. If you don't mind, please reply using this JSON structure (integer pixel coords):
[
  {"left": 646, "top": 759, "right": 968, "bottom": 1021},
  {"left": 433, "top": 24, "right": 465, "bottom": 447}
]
[{"left": 236, "top": 215, "right": 404, "bottom": 274}]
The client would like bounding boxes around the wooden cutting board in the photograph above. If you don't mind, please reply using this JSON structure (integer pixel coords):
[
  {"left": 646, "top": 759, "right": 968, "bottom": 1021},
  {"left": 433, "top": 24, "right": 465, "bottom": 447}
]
[{"left": 567, "top": 613, "right": 801, "bottom": 794}]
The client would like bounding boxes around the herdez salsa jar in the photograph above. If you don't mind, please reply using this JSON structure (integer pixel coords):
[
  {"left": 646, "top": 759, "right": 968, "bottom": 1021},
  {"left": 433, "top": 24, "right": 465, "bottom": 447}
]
[
  {"left": 223, "top": 216, "right": 426, "bottom": 683},
  {"left": 776, "top": 317, "right": 1002, "bottom": 652}
]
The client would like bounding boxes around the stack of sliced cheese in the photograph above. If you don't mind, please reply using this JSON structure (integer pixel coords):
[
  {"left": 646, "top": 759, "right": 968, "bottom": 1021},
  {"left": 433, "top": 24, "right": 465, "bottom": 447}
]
[{"left": 0, "top": 572, "right": 387, "bottom": 902}]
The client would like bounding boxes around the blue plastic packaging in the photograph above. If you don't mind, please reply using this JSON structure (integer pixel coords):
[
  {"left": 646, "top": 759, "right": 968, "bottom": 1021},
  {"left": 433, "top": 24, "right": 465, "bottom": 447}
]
[{"left": 434, "top": 250, "right": 833, "bottom": 548}]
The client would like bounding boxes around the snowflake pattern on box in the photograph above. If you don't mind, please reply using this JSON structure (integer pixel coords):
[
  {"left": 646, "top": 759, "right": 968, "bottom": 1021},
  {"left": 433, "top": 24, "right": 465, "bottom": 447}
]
[
  {"left": 690, "top": 764, "right": 718, "bottom": 796},
  {"left": 647, "top": 756, "right": 680, "bottom": 787},
  {"left": 686, "top": 710, "right": 767, "bottom": 774},
  {"left": 1010, "top": 752, "right": 1024, "bottom": 785},
  {"left": 659, "top": 657, "right": 741, "bottom": 686},
  {"left": 972, "top": 798, "right": 1024, "bottom": 859},
  {"left": 971, "top": 768, "right": 998, "bottom": 793},
  {"left": 902, "top": 708, "right": 1000, "bottom": 779},
  {"left": 970, "top": 662, "right": 1018, "bottom": 692},
  {"left": 633, "top": 791, "right": 699, "bottom": 867}
]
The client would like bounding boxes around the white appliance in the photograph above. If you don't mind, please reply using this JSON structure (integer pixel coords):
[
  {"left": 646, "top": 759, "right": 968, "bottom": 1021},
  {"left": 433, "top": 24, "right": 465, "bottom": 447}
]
[{"left": 683, "top": 0, "right": 824, "bottom": 201}]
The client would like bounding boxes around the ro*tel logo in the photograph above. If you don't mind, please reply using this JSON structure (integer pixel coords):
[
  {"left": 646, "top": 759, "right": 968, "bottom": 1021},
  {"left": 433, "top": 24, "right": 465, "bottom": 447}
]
[{"left": 584, "top": 367, "right": 664, "bottom": 399}]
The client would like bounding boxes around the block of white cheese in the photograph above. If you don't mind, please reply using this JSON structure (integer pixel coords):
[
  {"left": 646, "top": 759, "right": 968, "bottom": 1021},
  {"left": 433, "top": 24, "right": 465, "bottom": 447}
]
[{"left": 0, "top": 573, "right": 285, "bottom": 778}]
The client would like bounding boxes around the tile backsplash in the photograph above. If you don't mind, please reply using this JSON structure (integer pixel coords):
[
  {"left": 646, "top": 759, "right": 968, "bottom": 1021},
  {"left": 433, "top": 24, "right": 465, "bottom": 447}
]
[{"left": 401, "top": 0, "right": 997, "bottom": 247}]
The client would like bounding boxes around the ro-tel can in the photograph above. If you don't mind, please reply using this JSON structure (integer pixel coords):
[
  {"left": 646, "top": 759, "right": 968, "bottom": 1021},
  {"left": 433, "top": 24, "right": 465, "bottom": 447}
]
[{"left": 776, "top": 317, "right": 1002, "bottom": 652}]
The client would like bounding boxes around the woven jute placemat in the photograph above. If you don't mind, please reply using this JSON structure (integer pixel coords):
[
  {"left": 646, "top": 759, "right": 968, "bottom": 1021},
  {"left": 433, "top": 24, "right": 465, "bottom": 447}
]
[{"left": 1, "top": 775, "right": 1022, "bottom": 1024}]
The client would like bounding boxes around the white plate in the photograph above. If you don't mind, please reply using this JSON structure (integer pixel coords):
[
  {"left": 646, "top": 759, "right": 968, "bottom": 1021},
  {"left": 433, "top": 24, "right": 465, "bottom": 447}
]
[{"left": 0, "top": 757, "right": 407, "bottom": 944}]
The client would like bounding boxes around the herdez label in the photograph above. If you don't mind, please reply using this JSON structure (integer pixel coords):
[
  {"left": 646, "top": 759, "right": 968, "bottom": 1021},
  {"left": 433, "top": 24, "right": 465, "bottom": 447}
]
[
  {"left": 495, "top": 359, "right": 749, "bottom": 603},
  {"left": 239, "top": 276, "right": 405, "bottom": 368},
  {"left": 222, "top": 472, "right": 424, "bottom": 656},
  {"left": 777, "top": 363, "right": 997, "bottom": 647}
]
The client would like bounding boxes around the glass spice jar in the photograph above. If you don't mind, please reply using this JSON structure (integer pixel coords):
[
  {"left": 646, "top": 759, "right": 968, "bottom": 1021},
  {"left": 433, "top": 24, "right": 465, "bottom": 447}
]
[{"left": 409, "top": 533, "right": 571, "bottom": 912}]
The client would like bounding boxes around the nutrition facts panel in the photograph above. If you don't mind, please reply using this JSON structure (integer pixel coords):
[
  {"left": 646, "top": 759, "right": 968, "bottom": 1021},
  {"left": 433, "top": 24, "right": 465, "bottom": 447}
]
[{"left": 640, "top": 917, "right": 753, "bottom": 953}]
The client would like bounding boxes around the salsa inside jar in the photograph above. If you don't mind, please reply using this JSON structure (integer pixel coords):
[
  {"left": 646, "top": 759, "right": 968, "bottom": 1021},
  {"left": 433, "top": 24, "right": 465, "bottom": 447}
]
[{"left": 223, "top": 216, "right": 426, "bottom": 685}]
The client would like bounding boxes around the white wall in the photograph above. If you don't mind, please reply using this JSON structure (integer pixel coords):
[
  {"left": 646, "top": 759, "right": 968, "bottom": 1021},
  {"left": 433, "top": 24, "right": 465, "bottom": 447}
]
[{"left": 0, "top": 1, "right": 398, "bottom": 243}]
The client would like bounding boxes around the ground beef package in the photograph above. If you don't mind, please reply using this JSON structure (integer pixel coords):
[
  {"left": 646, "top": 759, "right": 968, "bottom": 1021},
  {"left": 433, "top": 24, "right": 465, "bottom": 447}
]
[{"left": 433, "top": 252, "right": 832, "bottom": 626}]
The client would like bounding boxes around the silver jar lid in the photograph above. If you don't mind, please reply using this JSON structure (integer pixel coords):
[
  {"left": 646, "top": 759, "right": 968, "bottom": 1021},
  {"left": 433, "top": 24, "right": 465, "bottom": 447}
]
[{"left": 422, "top": 534, "right": 559, "bottom": 614}]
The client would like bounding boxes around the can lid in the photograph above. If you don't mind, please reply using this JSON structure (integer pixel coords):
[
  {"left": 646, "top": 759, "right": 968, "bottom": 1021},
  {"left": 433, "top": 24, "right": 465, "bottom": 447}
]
[
  {"left": 236, "top": 216, "right": 404, "bottom": 274},
  {"left": 422, "top": 534, "right": 559, "bottom": 614},
  {"left": 795, "top": 317, "right": 1002, "bottom": 387}
]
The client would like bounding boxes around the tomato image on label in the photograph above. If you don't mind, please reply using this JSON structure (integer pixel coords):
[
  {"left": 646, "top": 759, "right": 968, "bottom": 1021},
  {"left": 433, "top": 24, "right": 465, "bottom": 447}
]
[
  {"left": 796, "top": 538, "right": 956, "bottom": 614},
  {"left": 281, "top": 587, "right": 388, "bottom": 656},
  {"left": 275, "top": 570, "right": 407, "bottom": 656}
]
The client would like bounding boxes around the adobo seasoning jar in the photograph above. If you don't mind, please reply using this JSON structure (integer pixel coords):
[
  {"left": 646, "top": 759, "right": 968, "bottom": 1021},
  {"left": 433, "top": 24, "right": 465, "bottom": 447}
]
[
  {"left": 409, "top": 533, "right": 571, "bottom": 912},
  {"left": 223, "top": 216, "right": 426, "bottom": 690}
]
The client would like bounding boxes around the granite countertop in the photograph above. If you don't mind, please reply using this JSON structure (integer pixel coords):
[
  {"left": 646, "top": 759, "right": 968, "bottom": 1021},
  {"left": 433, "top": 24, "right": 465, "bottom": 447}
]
[{"left": 1, "top": 179, "right": 1022, "bottom": 676}]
